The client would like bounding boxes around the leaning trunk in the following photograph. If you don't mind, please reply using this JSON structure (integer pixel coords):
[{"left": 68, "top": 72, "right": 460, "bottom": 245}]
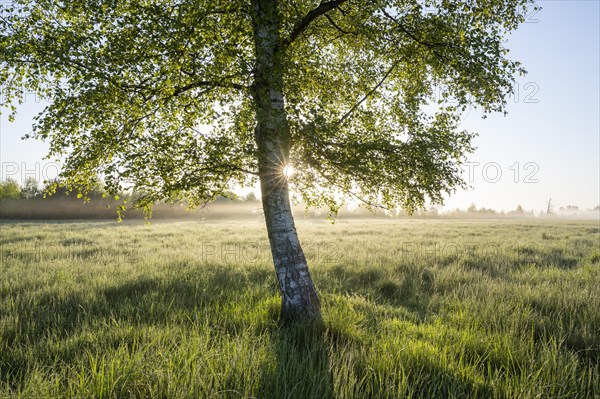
[
  {"left": 259, "top": 167, "right": 321, "bottom": 320},
  {"left": 251, "top": 0, "right": 321, "bottom": 320}
]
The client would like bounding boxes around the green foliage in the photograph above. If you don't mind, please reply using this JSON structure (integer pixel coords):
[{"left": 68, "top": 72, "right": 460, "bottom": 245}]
[
  {"left": 19, "top": 177, "right": 39, "bottom": 199},
  {"left": 0, "top": 0, "right": 536, "bottom": 214},
  {"left": 0, "top": 220, "right": 598, "bottom": 398},
  {"left": 0, "top": 178, "right": 20, "bottom": 199}
]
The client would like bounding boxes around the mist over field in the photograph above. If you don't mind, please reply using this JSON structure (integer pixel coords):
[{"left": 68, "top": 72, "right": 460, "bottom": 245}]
[{"left": 1, "top": 195, "right": 599, "bottom": 221}]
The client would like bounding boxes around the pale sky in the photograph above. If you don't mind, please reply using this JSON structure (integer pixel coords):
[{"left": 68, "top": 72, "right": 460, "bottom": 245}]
[{"left": 1, "top": 1, "right": 599, "bottom": 213}]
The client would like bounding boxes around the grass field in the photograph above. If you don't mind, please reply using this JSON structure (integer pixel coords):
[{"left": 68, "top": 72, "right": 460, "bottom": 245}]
[{"left": 0, "top": 219, "right": 598, "bottom": 398}]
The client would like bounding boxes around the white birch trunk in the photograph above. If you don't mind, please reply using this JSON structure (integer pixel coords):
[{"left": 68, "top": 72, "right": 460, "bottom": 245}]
[{"left": 251, "top": 0, "right": 321, "bottom": 320}]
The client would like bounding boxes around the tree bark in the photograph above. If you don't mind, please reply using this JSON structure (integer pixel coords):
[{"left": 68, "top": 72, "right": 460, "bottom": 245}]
[{"left": 251, "top": 0, "right": 321, "bottom": 320}]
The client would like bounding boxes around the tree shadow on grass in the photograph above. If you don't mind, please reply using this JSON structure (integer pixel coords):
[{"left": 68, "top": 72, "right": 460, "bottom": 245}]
[
  {"left": 400, "top": 358, "right": 500, "bottom": 399},
  {"left": 5, "top": 256, "right": 589, "bottom": 397},
  {"left": 1, "top": 260, "right": 337, "bottom": 397},
  {"left": 256, "top": 319, "right": 505, "bottom": 399},
  {"left": 259, "top": 320, "right": 334, "bottom": 399},
  {"left": 0, "top": 264, "right": 276, "bottom": 391},
  {"left": 513, "top": 245, "right": 580, "bottom": 269},
  {"left": 524, "top": 297, "right": 599, "bottom": 365},
  {"left": 326, "top": 263, "right": 434, "bottom": 321}
]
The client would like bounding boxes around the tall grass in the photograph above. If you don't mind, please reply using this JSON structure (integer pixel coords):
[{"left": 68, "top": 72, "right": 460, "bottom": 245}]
[{"left": 0, "top": 219, "right": 598, "bottom": 398}]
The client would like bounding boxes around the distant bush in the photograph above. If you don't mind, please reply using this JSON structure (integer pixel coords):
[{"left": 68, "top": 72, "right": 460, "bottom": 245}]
[
  {"left": 0, "top": 178, "right": 20, "bottom": 199},
  {"left": 244, "top": 192, "right": 260, "bottom": 203},
  {"left": 20, "top": 177, "right": 40, "bottom": 199}
]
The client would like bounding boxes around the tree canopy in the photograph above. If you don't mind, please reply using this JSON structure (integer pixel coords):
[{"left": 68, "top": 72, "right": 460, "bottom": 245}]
[{"left": 1, "top": 0, "right": 536, "bottom": 214}]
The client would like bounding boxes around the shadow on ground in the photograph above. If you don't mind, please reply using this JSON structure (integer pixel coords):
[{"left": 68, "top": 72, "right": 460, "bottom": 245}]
[
  {"left": 2, "top": 256, "right": 595, "bottom": 397},
  {"left": 260, "top": 321, "right": 334, "bottom": 399}
]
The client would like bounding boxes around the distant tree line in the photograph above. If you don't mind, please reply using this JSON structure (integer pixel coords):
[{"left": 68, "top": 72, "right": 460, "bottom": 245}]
[
  {"left": 0, "top": 178, "right": 261, "bottom": 203},
  {"left": 0, "top": 178, "right": 263, "bottom": 220},
  {"left": 0, "top": 177, "right": 39, "bottom": 199},
  {"left": 408, "top": 203, "right": 600, "bottom": 218},
  {"left": 1, "top": 178, "right": 598, "bottom": 219}
]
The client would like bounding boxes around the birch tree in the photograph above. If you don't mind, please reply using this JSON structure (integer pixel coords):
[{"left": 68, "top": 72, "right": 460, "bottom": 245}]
[{"left": 0, "top": 0, "right": 536, "bottom": 320}]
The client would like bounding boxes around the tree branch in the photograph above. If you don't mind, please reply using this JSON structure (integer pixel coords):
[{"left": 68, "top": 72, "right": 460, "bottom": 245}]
[
  {"left": 381, "top": 9, "right": 452, "bottom": 62},
  {"left": 310, "top": 161, "right": 389, "bottom": 211},
  {"left": 337, "top": 60, "right": 400, "bottom": 125},
  {"left": 324, "top": 14, "right": 356, "bottom": 35},
  {"left": 283, "top": 0, "right": 350, "bottom": 47},
  {"left": 172, "top": 78, "right": 248, "bottom": 97}
]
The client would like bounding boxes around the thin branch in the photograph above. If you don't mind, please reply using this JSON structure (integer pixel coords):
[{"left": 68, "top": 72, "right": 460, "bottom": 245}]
[
  {"left": 234, "top": 166, "right": 260, "bottom": 176},
  {"left": 381, "top": 9, "right": 451, "bottom": 62},
  {"left": 312, "top": 162, "right": 389, "bottom": 211},
  {"left": 283, "top": 0, "right": 350, "bottom": 47},
  {"left": 337, "top": 61, "right": 399, "bottom": 125},
  {"left": 324, "top": 14, "right": 356, "bottom": 35},
  {"left": 172, "top": 78, "right": 248, "bottom": 97}
]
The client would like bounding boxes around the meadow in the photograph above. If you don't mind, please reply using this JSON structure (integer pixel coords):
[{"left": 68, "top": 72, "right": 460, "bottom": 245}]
[{"left": 0, "top": 219, "right": 598, "bottom": 398}]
